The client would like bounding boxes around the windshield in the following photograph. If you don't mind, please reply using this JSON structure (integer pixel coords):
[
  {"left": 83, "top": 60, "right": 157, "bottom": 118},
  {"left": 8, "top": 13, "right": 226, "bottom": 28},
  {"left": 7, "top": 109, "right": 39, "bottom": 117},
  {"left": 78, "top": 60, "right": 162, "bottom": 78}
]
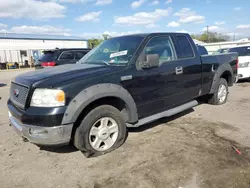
[{"left": 78, "top": 36, "right": 145, "bottom": 65}]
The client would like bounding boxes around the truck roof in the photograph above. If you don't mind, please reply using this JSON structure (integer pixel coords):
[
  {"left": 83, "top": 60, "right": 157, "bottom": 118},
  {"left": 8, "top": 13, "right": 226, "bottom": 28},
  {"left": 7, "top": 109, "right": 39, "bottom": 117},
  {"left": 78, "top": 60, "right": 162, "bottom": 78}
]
[
  {"left": 43, "top": 48, "right": 91, "bottom": 52},
  {"left": 112, "top": 32, "right": 189, "bottom": 38}
]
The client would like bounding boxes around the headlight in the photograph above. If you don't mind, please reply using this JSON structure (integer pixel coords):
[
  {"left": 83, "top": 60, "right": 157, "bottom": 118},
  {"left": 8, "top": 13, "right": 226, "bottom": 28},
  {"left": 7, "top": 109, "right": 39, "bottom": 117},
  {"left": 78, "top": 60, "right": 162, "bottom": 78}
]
[
  {"left": 31, "top": 89, "right": 65, "bottom": 107},
  {"left": 239, "top": 62, "right": 250, "bottom": 68}
]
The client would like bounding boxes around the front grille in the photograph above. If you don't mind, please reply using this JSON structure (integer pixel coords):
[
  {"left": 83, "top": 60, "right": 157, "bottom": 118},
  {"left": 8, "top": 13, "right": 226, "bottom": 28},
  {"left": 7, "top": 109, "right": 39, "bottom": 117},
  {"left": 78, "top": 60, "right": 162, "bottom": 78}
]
[{"left": 10, "top": 83, "right": 29, "bottom": 109}]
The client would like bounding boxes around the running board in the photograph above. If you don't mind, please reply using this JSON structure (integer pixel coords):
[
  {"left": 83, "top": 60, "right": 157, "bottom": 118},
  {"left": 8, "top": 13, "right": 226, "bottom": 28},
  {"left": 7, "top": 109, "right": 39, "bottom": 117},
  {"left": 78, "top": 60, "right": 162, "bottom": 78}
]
[{"left": 127, "top": 100, "right": 198, "bottom": 127}]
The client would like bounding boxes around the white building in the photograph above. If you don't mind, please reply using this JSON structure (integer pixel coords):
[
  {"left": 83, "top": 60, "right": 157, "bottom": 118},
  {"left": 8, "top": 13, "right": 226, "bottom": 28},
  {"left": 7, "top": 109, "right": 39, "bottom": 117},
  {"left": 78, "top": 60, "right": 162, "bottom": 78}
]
[
  {"left": 192, "top": 37, "right": 250, "bottom": 54},
  {"left": 202, "top": 39, "right": 250, "bottom": 54},
  {"left": 0, "top": 33, "right": 88, "bottom": 65}
]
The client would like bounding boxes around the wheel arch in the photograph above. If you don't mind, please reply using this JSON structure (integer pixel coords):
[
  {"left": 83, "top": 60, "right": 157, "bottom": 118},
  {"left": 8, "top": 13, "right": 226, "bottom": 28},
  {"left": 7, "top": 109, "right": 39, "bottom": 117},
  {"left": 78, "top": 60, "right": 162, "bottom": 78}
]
[
  {"left": 220, "top": 71, "right": 233, "bottom": 86},
  {"left": 61, "top": 84, "right": 138, "bottom": 126},
  {"left": 209, "top": 63, "right": 233, "bottom": 94}
]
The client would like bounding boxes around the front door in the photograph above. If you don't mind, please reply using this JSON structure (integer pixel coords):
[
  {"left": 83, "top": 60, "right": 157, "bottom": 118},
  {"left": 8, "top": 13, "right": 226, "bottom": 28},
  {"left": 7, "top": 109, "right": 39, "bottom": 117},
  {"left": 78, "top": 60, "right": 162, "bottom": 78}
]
[{"left": 122, "top": 36, "right": 186, "bottom": 118}]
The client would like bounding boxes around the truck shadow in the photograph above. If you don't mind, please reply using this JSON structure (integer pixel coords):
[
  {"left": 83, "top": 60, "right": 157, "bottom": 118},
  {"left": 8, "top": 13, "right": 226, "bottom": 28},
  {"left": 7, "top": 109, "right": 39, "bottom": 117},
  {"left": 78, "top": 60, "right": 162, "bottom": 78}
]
[
  {"left": 0, "top": 83, "right": 7, "bottom": 87},
  {"left": 40, "top": 108, "right": 195, "bottom": 154},
  {"left": 39, "top": 144, "right": 78, "bottom": 154}
]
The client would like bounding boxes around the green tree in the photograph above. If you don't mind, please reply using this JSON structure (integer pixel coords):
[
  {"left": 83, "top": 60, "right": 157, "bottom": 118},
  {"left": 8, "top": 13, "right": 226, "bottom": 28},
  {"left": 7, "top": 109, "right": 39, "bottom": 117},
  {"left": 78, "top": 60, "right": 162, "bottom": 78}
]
[
  {"left": 190, "top": 34, "right": 196, "bottom": 39},
  {"left": 88, "top": 39, "right": 103, "bottom": 49},
  {"left": 88, "top": 34, "right": 111, "bottom": 49},
  {"left": 194, "top": 32, "right": 230, "bottom": 43},
  {"left": 102, "top": 34, "right": 110, "bottom": 40}
]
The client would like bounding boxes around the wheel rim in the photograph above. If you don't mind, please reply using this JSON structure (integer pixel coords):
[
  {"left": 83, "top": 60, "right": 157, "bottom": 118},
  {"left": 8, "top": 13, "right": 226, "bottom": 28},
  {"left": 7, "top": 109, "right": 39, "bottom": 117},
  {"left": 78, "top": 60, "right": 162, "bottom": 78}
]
[
  {"left": 89, "top": 117, "right": 119, "bottom": 152},
  {"left": 218, "top": 84, "right": 227, "bottom": 103}
]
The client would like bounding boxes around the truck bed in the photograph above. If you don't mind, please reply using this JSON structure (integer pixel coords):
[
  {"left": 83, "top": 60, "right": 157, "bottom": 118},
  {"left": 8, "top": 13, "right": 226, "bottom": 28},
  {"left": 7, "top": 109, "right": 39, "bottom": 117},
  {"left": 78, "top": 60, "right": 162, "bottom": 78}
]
[{"left": 200, "top": 52, "right": 238, "bottom": 95}]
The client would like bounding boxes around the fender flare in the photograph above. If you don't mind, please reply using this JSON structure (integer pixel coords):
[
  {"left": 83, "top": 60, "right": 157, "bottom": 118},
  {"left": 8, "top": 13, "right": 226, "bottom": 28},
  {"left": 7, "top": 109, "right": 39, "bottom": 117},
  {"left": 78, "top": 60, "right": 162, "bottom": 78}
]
[
  {"left": 209, "top": 63, "right": 233, "bottom": 94},
  {"left": 61, "top": 83, "right": 138, "bottom": 125}
]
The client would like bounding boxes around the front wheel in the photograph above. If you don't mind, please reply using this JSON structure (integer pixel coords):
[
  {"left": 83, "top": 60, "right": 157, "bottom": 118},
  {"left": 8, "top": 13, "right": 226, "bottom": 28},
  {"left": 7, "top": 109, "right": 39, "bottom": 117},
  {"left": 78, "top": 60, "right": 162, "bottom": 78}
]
[
  {"left": 208, "top": 78, "right": 229, "bottom": 105},
  {"left": 74, "top": 105, "right": 127, "bottom": 157}
]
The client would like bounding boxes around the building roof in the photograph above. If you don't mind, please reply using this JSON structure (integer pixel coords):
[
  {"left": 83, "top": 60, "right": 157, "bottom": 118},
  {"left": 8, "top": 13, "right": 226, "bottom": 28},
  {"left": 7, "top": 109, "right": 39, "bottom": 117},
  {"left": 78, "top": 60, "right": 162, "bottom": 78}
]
[
  {"left": 0, "top": 33, "right": 87, "bottom": 41},
  {"left": 237, "top": 38, "right": 250, "bottom": 42}
]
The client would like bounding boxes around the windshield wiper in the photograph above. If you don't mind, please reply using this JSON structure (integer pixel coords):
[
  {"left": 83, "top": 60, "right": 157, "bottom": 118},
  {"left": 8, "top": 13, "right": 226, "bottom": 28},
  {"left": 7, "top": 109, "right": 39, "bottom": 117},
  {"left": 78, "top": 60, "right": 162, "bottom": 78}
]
[
  {"left": 99, "top": 60, "right": 110, "bottom": 66},
  {"left": 82, "top": 60, "right": 110, "bottom": 66}
]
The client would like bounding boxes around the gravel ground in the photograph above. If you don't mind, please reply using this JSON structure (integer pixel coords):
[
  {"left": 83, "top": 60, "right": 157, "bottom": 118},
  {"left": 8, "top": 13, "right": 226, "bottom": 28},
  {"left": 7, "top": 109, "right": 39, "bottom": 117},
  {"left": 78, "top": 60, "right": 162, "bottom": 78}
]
[{"left": 0, "top": 70, "right": 250, "bottom": 188}]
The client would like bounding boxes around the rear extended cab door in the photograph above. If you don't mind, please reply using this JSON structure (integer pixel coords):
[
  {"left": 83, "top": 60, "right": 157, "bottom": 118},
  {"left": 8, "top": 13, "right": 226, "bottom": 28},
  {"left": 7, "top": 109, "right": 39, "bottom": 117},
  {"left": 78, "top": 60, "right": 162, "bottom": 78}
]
[{"left": 172, "top": 34, "right": 202, "bottom": 102}]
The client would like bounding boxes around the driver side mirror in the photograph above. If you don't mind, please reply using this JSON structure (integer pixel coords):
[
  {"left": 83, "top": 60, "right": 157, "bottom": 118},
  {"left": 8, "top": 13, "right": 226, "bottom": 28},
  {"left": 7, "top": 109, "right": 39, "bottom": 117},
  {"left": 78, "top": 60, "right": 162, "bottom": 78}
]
[{"left": 142, "top": 54, "right": 160, "bottom": 69}]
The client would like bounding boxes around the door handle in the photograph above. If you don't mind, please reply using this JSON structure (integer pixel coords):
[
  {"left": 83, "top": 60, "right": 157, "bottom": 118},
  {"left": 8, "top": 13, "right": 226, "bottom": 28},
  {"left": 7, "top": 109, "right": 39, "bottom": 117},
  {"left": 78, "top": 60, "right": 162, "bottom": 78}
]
[
  {"left": 175, "top": 66, "right": 183, "bottom": 75},
  {"left": 211, "top": 64, "right": 216, "bottom": 72}
]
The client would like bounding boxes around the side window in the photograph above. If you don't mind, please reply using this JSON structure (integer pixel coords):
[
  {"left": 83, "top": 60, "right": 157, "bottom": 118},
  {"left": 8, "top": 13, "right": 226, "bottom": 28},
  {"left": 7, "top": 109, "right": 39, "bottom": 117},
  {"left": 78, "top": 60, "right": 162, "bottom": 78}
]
[
  {"left": 60, "top": 51, "right": 74, "bottom": 60},
  {"left": 144, "top": 36, "right": 175, "bottom": 64},
  {"left": 229, "top": 47, "right": 246, "bottom": 56},
  {"left": 75, "top": 51, "right": 87, "bottom": 60},
  {"left": 197, "top": 45, "right": 208, "bottom": 55},
  {"left": 175, "top": 36, "right": 194, "bottom": 59},
  {"left": 246, "top": 47, "right": 250, "bottom": 56}
]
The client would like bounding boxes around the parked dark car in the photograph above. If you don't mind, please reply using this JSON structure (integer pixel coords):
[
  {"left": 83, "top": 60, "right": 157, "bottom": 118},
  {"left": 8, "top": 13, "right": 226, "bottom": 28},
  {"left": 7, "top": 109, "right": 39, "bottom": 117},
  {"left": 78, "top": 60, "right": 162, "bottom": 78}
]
[
  {"left": 196, "top": 44, "right": 208, "bottom": 55},
  {"left": 215, "top": 48, "right": 229, "bottom": 54},
  {"left": 0, "top": 62, "right": 7, "bottom": 70},
  {"left": 35, "top": 48, "right": 91, "bottom": 69},
  {"left": 8, "top": 33, "right": 238, "bottom": 157}
]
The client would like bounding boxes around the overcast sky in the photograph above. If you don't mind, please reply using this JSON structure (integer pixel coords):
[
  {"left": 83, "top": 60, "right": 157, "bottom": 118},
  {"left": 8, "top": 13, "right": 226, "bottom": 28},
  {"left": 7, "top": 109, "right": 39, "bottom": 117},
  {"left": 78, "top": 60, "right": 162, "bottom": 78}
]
[{"left": 0, "top": 0, "right": 249, "bottom": 39}]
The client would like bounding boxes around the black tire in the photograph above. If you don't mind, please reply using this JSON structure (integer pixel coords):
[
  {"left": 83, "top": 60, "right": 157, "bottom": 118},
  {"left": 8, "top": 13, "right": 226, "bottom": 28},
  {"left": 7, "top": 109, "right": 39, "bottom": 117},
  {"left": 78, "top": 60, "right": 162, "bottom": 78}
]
[
  {"left": 74, "top": 105, "right": 127, "bottom": 157},
  {"left": 208, "top": 78, "right": 228, "bottom": 105}
]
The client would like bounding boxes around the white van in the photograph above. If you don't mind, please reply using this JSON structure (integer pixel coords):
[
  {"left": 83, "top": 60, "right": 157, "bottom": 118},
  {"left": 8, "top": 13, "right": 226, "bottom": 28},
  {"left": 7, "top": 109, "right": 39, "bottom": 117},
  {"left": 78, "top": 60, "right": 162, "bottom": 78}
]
[{"left": 228, "top": 46, "right": 250, "bottom": 81}]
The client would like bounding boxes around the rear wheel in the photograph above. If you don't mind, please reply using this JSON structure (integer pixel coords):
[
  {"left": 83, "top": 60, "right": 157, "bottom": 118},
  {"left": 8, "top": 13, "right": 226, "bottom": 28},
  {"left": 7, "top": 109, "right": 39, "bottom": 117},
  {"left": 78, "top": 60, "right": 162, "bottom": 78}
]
[
  {"left": 208, "top": 78, "right": 228, "bottom": 105},
  {"left": 74, "top": 105, "right": 127, "bottom": 157}
]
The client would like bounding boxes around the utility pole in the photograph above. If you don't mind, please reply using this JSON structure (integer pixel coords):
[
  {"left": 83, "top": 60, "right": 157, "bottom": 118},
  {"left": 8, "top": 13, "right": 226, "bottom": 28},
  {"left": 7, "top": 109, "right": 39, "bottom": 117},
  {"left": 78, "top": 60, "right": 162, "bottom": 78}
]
[{"left": 206, "top": 26, "right": 209, "bottom": 43}]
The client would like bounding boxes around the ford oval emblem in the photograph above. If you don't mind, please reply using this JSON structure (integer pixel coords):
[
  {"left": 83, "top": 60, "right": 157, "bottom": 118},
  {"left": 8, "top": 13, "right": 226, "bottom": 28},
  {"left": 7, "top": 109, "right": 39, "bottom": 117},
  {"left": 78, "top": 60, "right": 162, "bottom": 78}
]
[{"left": 13, "top": 89, "right": 19, "bottom": 97}]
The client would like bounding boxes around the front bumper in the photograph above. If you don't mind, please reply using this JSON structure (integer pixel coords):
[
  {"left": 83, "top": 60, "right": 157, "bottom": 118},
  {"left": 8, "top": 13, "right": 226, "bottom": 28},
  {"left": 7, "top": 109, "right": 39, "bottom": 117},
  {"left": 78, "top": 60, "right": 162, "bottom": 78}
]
[
  {"left": 7, "top": 99, "right": 66, "bottom": 127},
  {"left": 9, "top": 111, "right": 73, "bottom": 146}
]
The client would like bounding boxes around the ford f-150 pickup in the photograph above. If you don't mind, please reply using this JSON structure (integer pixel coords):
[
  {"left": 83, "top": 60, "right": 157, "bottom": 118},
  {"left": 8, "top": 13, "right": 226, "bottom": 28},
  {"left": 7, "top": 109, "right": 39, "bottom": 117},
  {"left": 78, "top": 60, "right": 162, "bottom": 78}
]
[{"left": 7, "top": 33, "right": 238, "bottom": 157}]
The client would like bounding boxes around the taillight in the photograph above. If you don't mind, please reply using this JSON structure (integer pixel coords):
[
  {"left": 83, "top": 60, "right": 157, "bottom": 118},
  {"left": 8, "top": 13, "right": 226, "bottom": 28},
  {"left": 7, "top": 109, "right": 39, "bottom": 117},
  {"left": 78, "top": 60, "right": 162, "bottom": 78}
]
[
  {"left": 236, "top": 58, "right": 238, "bottom": 69},
  {"left": 41, "top": 61, "right": 56, "bottom": 67}
]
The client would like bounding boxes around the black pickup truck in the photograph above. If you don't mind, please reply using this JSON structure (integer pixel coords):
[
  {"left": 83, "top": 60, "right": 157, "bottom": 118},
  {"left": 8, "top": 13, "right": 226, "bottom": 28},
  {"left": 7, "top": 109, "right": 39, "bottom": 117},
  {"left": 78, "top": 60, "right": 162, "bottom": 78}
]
[{"left": 8, "top": 33, "right": 238, "bottom": 157}]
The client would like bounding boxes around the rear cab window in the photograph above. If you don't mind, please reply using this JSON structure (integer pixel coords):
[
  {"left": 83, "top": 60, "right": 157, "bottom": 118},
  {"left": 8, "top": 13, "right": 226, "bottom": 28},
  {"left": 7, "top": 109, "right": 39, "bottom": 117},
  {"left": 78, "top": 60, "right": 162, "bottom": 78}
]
[
  {"left": 175, "top": 36, "right": 195, "bottom": 59},
  {"left": 196, "top": 45, "right": 208, "bottom": 55}
]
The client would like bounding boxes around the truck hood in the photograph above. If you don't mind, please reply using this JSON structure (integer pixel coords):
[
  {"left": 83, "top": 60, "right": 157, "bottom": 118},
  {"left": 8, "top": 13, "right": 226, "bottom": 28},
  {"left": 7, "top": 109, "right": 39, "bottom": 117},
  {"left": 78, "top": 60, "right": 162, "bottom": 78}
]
[{"left": 13, "top": 64, "right": 110, "bottom": 87}]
